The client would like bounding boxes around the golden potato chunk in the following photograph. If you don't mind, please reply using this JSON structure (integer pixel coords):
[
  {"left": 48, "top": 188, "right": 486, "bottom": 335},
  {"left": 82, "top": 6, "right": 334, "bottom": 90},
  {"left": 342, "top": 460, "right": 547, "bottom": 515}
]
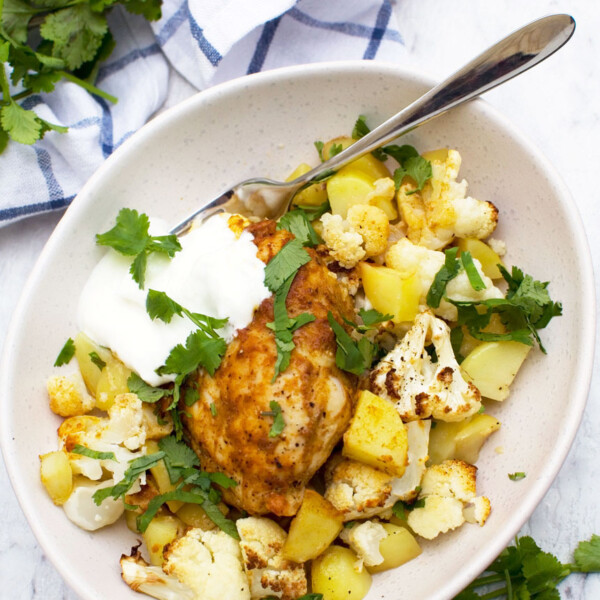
[
  {"left": 312, "top": 545, "right": 372, "bottom": 600},
  {"left": 143, "top": 514, "right": 184, "bottom": 566},
  {"left": 457, "top": 238, "right": 504, "bottom": 280},
  {"left": 342, "top": 390, "right": 408, "bottom": 477},
  {"left": 282, "top": 490, "right": 343, "bottom": 562},
  {"left": 367, "top": 523, "right": 421, "bottom": 573},
  {"left": 40, "top": 450, "right": 73, "bottom": 505}
]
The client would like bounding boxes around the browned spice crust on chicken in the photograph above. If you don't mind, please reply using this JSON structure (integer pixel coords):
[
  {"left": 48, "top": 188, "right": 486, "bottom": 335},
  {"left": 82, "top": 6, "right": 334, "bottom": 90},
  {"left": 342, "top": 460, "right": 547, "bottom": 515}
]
[{"left": 183, "top": 220, "right": 357, "bottom": 516}]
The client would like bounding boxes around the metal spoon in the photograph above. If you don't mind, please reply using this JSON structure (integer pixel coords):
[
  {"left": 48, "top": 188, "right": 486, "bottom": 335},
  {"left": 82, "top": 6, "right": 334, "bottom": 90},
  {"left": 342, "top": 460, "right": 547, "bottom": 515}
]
[{"left": 170, "top": 14, "right": 575, "bottom": 236}]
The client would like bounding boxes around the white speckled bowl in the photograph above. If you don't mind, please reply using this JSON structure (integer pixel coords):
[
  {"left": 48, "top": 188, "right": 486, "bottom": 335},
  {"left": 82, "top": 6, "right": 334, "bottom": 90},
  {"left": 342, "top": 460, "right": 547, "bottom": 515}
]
[{"left": 0, "top": 62, "right": 595, "bottom": 600}]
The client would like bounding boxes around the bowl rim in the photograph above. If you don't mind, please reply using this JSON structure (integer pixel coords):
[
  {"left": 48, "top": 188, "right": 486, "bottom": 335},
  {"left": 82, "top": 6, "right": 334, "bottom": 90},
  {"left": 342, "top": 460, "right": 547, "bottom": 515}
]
[{"left": 1, "top": 59, "right": 596, "bottom": 600}]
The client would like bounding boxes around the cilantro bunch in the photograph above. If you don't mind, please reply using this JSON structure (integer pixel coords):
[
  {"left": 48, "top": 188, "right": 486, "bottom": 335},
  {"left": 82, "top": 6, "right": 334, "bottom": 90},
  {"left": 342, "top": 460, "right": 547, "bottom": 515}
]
[
  {"left": 0, "top": 0, "right": 162, "bottom": 151},
  {"left": 457, "top": 534, "right": 600, "bottom": 599}
]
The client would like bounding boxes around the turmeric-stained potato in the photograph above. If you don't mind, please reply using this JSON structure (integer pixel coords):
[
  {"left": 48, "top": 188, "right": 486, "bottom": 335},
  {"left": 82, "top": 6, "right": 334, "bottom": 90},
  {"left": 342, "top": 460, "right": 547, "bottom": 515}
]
[
  {"left": 360, "top": 262, "right": 420, "bottom": 323},
  {"left": 287, "top": 163, "right": 328, "bottom": 207},
  {"left": 343, "top": 390, "right": 408, "bottom": 477},
  {"left": 457, "top": 238, "right": 504, "bottom": 280},
  {"left": 95, "top": 358, "right": 132, "bottom": 410},
  {"left": 327, "top": 169, "right": 376, "bottom": 218},
  {"left": 461, "top": 341, "right": 531, "bottom": 401},
  {"left": 145, "top": 440, "right": 183, "bottom": 513},
  {"left": 367, "top": 523, "right": 421, "bottom": 573},
  {"left": 74, "top": 332, "right": 112, "bottom": 396},
  {"left": 40, "top": 450, "right": 73, "bottom": 505},
  {"left": 312, "top": 545, "right": 372, "bottom": 600},
  {"left": 177, "top": 502, "right": 228, "bottom": 530},
  {"left": 143, "top": 514, "right": 184, "bottom": 566},
  {"left": 282, "top": 489, "right": 343, "bottom": 562}
]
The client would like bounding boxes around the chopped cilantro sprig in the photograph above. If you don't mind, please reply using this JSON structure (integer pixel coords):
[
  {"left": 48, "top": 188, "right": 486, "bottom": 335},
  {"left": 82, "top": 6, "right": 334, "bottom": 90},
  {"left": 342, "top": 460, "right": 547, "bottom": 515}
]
[
  {"left": 54, "top": 337, "right": 75, "bottom": 366},
  {"left": 328, "top": 311, "right": 378, "bottom": 376},
  {"left": 260, "top": 400, "right": 286, "bottom": 437},
  {"left": 96, "top": 209, "right": 181, "bottom": 289},
  {"left": 456, "top": 534, "right": 600, "bottom": 599}
]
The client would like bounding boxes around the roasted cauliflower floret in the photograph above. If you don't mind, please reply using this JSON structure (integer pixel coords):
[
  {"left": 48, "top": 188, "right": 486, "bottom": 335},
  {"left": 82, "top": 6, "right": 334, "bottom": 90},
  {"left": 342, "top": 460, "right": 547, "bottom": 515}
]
[
  {"left": 396, "top": 149, "right": 498, "bottom": 250},
  {"left": 325, "top": 420, "right": 430, "bottom": 520},
  {"left": 162, "top": 529, "right": 250, "bottom": 600},
  {"left": 237, "top": 516, "right": 307, "bottom": 600},
  {"left": 121, "top": 548, "right": 196, "bottom": 600},
  {"left": 407, "top": 459, "right": 490, "bottom": 539},
  {"left": 369, "top": 311, "right": 481, "bottom": 421},
  {"left": 47, "top": 372, "right": 94, "bottom": 417},
  {"left": 385, "top": 237, "right": 503, "bottom": 321},
  {"left": 339, "top": 520, "right": 387, "bottom": 570},
  {"left": 320, "top": 205, "right": 389, "bottom": 267}
]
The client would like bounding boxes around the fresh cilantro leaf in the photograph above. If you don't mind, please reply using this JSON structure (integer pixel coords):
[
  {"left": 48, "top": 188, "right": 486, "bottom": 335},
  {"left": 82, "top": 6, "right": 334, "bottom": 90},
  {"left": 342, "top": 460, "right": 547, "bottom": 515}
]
[
  {"left": 314, "top": 140, "right": 325, "bottom": 161},
  {"left": 328, "top": 311, "right": 370, "bottom": 376},
  {"left": 574, "top": 535, "right": 600, "bottom": 572},
  {"left": 382, "top": 144, "right": 419, "bottom": 165},
  {"left": 351, "top": 115, "right": 386, "bottom": 161},
  {"left": 122, "top": 0, "right": 162, "bottom": 21},
  {"left": 89, "top": 351, "right": 106, "bottom": 371},
  {"left": 261, "top": 400, "right": 285, "bottom": 437},
  {"left": 344, "top": 521, "right": 357, "bottom": 529},
  {"left": 96, "top": 209, "right": 181, "bottom": 289},
  {"left": 393, "top": 155, "right": 433, "bottom": 194},
  {"left": 294, "top": 200, "right": 331, "bottom": 221},
  {"left": 1, "top": 101, "right": 42, "bottom": 145},
  {"left": 93, "top": 452, "right": 165, "bottom": 505},
  {"left": 508, "top": 472, "right": 526, "bottom": 481},
  {"left": 210, "top": 401, "right": 217, "bottom": 417},
  {"left": 277, "top": 209, "right": 322, "bottom": 247},
  {"left": 127, "top": 372, "right": 170, "bottom": 404},
  {"left": 158, "top": 435, "right": 200, "bottom": 484},
  {"left": 146, "top": 289, "right": 183, "bottom": 323},
  {"left": 328, "top": 142, "right": 343, "bottom": 159},
  {"left": 426, "top": 247, "right": 461, "bottom": 308},
  {"left": 0, "top": 128, "right": 8, "bottom": 154},
  {"left": 71, "top": 444, "right": 116, "bottom": 461},
  {"left": 264, "top": 238, "right": 311, "bottom": 293},
  {"left": 2, "top": 0, "right": 41, "bottom": 43},
  {"left": 24, "top": 70, "right": 62, "bottom": 94},
  {"left": 157, "top": 329, "right": 227, "bottom": 378},
  {"left": 358, "top": 308, "right": 393, "bottom": 327},
  {"left": 39, "top": 5, "right": 108, "bottom": 71},
  {"left": 54, "top": 337, "right": 75, "bottom": 366},
  {"left": 460, "top": 251, "right": 486, "bottom": 291},
  {"left": 297, "top": 595, "right": 324, "bottom": 600}
]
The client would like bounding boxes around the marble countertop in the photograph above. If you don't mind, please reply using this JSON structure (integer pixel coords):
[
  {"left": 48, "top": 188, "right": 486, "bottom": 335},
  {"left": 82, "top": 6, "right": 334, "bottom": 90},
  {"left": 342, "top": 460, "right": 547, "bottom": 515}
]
[{"left": 1, "top": 1, "right": 599, "bottom": 598}]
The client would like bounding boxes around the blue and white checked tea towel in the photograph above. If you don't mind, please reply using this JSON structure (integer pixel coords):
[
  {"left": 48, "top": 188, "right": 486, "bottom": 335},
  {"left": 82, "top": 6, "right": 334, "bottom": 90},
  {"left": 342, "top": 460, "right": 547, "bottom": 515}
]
[{"left": 0, "top": 0, "right": 405, "bottom": 227}]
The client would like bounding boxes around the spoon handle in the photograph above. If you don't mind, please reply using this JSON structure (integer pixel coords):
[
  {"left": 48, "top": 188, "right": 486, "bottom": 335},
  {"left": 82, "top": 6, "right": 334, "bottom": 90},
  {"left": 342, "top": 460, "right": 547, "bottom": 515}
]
[{"left": 298, "top": 14, "right": 575, "bottom": 181}]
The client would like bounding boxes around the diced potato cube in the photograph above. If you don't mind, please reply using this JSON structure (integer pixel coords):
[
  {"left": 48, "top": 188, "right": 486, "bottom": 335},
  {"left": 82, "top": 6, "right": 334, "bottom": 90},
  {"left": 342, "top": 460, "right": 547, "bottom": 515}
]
[
  {"left": 461, "top": 341, "right": 531, "bottom": 401},
  {"left": 40, "top": 450, "right": 73, "bottom": 505},
  {"left": 95, "top": 358, "right": 132, "bottom": 410},
  {"left": 343, "top": 390, "right": 408, "bottom": 477},
  {"left": 360, "top": 262, "right": 420, "bottom": 323},
  {"left": 429, "top": 414, "right": 501, "bottom": 465},
  {"left": 322, "top": 136, "right": 354, "bottom": 161},
  {"left": 142, "top": 514, "right": 184, "bottom": 566},
  {"left": 421, "top": 148, "right": 449, "bottom": 163},
  {"left": 322, "top": 137, "right": 390, "bottom": 181},
  {"left": 176, "top": 502, "right": 228, "bottom": 530},
  {"left": 282, "top": 489, "right": 343, "bottom": 562},
  {"left": 287, "top": 163, "right": 328, "bottom": 207},
  {"left": 74, "top": 332, "right": 112, "bottom": 396},
  {"left": 327, "top": 169, "right": 376, "bottom": 219},
  {"left": 457, "top": 238, "right": 504, "bottom": 279},
  {"left": 312, "top": 545, "right": 372, "bottom": 600},
  {"left": 367, "top": 523, "right": 421, "bottom": 573}
]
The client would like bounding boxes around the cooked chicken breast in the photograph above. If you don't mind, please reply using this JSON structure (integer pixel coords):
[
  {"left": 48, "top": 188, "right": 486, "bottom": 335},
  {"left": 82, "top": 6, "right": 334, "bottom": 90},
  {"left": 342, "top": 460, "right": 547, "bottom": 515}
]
[{"left": 184, "top": 220, "right": 357, "bottom": 516}]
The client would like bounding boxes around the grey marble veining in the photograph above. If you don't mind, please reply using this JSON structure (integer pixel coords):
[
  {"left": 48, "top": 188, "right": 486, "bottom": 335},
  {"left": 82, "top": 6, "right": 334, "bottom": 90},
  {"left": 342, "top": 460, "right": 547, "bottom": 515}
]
[{"left": 1, "top": 1, "right": 599, "bottom": 598}]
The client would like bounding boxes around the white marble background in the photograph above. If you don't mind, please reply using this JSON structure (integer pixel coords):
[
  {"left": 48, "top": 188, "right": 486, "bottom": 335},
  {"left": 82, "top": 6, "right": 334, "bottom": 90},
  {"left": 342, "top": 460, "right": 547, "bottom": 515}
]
[{"left": 1, "top": 0, "right": 599, "bottom": 598}]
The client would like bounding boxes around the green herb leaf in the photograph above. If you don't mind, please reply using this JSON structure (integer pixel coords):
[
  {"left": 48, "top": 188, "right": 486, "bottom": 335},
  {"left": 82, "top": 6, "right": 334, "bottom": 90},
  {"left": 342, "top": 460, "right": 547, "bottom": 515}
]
[
  {"left": 574, "top": 535, "right": 600, "bottom": 572},
  {"left": 210, "top": 402, "right": 217, "bottom": 417},
  {"left": 89, "top": 351, "right": 106, "bottom": 371},
  {"left": 277, "top": 209, "right": 322, "bottom": 247},
  {"left": 0, "top": 101, "right": 42, "bottom": 145},
  {"left": 508, "top": 472, "right": 526, "bottom": 481},
  {"left": 158, "top": 435, "right": 200, "bottom": 484},
  {"left": 328, "top": 311, "right": 372, "bottom": 376},
  {"left": 92, "top": 452, "right": 165, "bottom": 505},
  {"left": 426, "top": 247, "right": 461, "bottom": 308},
  {"left": 358, "top": 308, "right": 393, "bottom": 327},
  {"left": 314, "top": 140, "right": 325, "bottom": 162},
  {"left": 393, "top": 155, "right": 433, "bottom": 194},
  {"left": 54, "top": 337, "right": 75, "bottom": 366},
  {"left": 382, "top": 144, "right": 419, "bottom": 165},
  {"left": 261, "top": 400, "right": 285, "bottom": 437},
  {"left": 264, "top": 239, "right": 311, "bottom": 293},
  {"left": 351, "top": 115, "right": 386, "bottom": 161},
  {"left": 294, "top": 200, "right": 331, "bottom": 221},
  {"left": 146, "top": 289, "right": 183, "bottom": 323},
  {"left": 127, "top": 372, "right": 170, "bottom": 404},
  {"left": 460, "top": 251, "right": 486, "bottom": 291},
  {"left": 71, "top": 444, "right": 116, "bottom": 461},
  {"left": 297, "top": 595, "right": 324, "bottom": 600},
  {"left": 328, "top": 142, "right": 343, "bottom": 159}
]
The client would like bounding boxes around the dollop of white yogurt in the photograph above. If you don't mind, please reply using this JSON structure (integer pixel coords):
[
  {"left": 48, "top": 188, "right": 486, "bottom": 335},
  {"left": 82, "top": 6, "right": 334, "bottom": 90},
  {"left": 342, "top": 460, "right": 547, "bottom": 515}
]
[{"left": 78, "top": 215, "right": 269, "bottom": 386}]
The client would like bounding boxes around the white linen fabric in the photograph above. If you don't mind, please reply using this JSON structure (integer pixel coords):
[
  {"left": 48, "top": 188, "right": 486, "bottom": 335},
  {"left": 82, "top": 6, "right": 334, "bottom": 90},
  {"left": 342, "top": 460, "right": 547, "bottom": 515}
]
[{"left": 0, "top": 0, "right": 405, "bottom": 227}]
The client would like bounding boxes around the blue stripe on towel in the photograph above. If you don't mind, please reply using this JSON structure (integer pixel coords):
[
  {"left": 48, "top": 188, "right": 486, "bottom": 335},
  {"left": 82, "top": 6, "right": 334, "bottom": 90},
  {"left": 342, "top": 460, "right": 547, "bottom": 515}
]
[
  {"left": 156, "top": 2, "right": 188, "bottom": 46},
  {"left": 34, "top": 147, "right": 64, "bottom": 201},
  {"left": 0, "top": 196, "right": 74, "bottom": 222},
  {"left": 186, "top": 0, "right": 222, "bottom": 66},
  {"left": 287, "top": 6, "right": 403, "bottom": 44},
  {"left": 363, "top": 0, "right": 392, "bottom": 59},
  {"left": 247, "top": 16, "right": 282, "bottom": 74},
  {"left": 97, "top": 44, "right": 162, "bottom": 83},
  {"left": 94, "top": 97, "right": 114, "bottom": 158}
]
